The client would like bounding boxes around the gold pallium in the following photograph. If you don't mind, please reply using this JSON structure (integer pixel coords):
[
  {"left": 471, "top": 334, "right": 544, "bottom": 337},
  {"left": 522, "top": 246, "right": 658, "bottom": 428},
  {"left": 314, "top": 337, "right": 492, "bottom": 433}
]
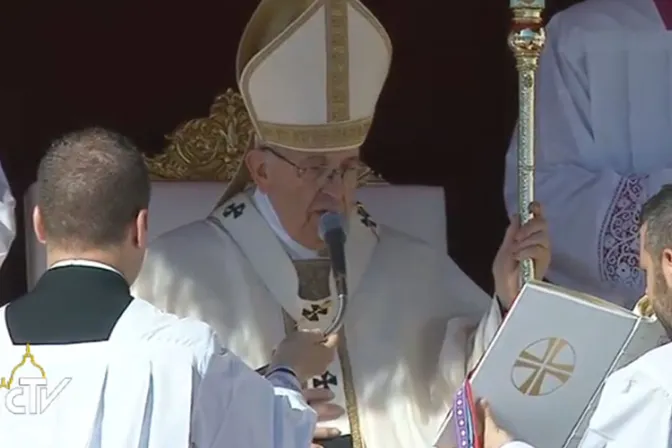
[
  {"left": 143, "top": 88, "right": 386, "bottom": 186},
  {"left": 0, "top": 344, "right": 47, "bottom": 389},
  {"left": 512, "top": 338, "right": 575, "bottom": 397},
  {"left": 284, "top": 260, "right": 364, "bottom": 447},
  {"left": 294, "top": 259, "right": 332, "bottom": 300}
]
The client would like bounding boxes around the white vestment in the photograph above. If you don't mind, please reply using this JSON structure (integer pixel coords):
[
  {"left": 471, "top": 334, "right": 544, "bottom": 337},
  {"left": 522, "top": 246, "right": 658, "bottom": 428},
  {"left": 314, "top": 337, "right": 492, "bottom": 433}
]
[
  {"left": 0, "top": 297, "right": 315, "bottom": 447},
  {"left": 505, "top": 0, "right": 672, "bottom": 308},
  {"left": 132, "top": 190, "right": 503, "bottom": 447},
  {"left": 505, "top": 340, "right": 672, "bottom": 448}
]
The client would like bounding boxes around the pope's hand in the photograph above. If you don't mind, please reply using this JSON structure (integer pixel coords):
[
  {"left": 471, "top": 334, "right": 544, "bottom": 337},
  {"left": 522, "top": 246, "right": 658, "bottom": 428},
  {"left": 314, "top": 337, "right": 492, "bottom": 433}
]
[
  {"left": 492, "top": 201, "right": 551, "bottom": 309},
  {"left": 476, "top": 400, "right": 513, "bottom": 448},
  {"left": 304, "top": 388, "right": 345, "bottom": 447},
  {"left": 270, "top": 331, "right": 338, "bottom": 382}
]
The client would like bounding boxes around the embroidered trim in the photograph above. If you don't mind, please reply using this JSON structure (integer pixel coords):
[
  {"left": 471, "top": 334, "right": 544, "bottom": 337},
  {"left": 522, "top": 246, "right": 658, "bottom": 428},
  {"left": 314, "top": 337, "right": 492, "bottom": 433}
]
[
  {"left": 598, "top": 176, "right": 646, "bottom": 290},
  {"left": 452, "top": 386, "right": 475, "bottom": 447},
  {"left": 266, "top": 367, "right": 301, "bottom": 392}
]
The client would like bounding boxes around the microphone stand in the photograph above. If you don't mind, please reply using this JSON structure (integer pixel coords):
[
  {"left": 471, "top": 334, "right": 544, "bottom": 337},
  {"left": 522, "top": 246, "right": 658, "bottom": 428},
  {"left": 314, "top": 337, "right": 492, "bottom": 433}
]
[{"left": 323, "top": 271, "right": 348, "bottom": 336}]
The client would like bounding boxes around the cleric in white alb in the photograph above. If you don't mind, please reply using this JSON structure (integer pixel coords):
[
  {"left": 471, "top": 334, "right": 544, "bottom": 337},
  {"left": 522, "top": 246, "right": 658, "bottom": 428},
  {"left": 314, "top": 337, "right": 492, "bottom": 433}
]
[
  {"left": 504, "top": 0, "right": 672, "bottom": 308},
  {"left": 131, "top": 0, "right": 552, "bottom": 447},
  {"left": 0, "top": 129, "right": 328, "bottom": 447},
  {"left": 484, "top": 185, "right": 672, "bottom": 448}
]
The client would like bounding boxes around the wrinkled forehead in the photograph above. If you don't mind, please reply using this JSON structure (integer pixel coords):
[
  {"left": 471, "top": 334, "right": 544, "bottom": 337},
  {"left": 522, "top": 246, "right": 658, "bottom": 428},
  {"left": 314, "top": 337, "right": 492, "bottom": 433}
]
[{"left": 270, "top": 145, "right": 360, "bottom": 164}]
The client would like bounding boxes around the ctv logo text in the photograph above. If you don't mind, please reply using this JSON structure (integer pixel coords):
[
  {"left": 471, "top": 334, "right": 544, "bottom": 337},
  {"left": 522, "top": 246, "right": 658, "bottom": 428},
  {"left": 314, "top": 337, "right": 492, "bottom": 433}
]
[{"left": 4, "top": 377, "right": 71, "bottom": 415}]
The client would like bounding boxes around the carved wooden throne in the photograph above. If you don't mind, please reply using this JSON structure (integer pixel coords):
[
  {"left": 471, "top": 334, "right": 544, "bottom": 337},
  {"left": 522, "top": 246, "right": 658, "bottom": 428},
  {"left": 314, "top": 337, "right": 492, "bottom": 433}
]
[{"left": 23, "top": 89, "right": 446, "bottom": 288}]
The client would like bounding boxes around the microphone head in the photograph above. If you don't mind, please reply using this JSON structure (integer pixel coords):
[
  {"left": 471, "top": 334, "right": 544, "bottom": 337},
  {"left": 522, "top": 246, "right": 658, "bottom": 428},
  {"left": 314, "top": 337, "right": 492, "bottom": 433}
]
[{"left": 318, "top": 212, "right": 346, "bottom": 242}]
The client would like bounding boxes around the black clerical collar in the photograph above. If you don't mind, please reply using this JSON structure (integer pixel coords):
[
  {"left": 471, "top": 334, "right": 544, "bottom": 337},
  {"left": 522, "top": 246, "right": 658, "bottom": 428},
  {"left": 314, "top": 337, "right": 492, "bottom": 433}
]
[{"left": 49, "top": 259, "right": 125, "bottom": 278}]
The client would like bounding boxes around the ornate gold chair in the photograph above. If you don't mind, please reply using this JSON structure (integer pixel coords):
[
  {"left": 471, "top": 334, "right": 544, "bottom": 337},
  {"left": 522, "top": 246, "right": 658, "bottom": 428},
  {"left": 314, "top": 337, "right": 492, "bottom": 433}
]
[{"left": 23, "top": 89, "right": 446, "bottom": 288}]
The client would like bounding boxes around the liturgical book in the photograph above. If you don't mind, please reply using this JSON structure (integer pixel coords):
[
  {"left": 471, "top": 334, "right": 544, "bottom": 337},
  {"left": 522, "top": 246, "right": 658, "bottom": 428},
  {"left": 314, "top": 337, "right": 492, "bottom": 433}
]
[{"left": 433, "top": 280, "right": 668, "bottom": 448}]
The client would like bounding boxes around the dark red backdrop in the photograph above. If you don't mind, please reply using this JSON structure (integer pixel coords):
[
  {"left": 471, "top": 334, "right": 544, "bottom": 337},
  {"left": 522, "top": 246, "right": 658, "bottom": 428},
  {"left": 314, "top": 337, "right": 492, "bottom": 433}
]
[{"left": 0, "top": 0, "right": 579, "bottom": 304}]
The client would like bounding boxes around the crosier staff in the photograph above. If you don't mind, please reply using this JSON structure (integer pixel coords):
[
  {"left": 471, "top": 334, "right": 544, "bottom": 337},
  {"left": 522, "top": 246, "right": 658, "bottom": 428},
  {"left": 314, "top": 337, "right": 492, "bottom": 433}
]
[{"left": 508, "top": 0, "right": 546, "bottom": 286}]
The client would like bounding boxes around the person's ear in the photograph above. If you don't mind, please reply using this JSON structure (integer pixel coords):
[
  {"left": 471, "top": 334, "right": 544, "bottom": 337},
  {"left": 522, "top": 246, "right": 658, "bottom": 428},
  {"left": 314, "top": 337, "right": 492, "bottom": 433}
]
[
  {"left": 661, "top": 247, "right": 672, "bottom": 289},
  {"left": 33, "top": 206, "right": 47, "bottom": 244},
  {"left": 246, "top": 149, "right": 271, "bottom": 191},
  {"left": 132, "top": 209, "right": 149, "bottom": 250}
]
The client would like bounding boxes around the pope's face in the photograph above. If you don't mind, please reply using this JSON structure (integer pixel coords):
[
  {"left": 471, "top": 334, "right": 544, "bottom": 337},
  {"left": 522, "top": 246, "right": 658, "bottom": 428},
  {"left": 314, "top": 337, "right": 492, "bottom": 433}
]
[{"left": 256, "top": 146, "right": 361, "bottom": 249}]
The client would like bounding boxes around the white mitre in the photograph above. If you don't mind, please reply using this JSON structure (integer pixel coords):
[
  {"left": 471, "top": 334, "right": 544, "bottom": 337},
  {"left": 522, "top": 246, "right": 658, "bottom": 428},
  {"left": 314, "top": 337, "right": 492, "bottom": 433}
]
[{"left": 218, "top": 0, "right": 392, "bottom": 204}]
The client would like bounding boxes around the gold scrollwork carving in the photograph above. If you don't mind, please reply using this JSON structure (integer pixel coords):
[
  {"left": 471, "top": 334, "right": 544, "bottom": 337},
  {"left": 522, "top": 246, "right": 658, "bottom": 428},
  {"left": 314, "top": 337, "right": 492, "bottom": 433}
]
[
  {"left": 144, "top": 88, "right": 387, "bottom": 185},
  {"left": 144, "top": 88, "right": 254, "bottom": 182}
]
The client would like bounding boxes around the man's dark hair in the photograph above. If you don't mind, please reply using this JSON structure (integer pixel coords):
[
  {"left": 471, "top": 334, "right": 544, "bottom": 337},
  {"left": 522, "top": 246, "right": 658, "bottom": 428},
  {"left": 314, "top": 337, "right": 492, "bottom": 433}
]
[
  {"left": 640, "top": 184, "right": 672, "bottom": 260},
  {"left": 37, "top": 127, "right": 150, "bottom": 249}
]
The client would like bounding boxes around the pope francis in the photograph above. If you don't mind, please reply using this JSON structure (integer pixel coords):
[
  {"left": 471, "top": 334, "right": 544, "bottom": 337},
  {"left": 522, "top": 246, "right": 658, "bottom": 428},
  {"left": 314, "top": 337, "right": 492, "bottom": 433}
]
[{"left": 132, "top": 0, "right": 551, "bottom": 446}]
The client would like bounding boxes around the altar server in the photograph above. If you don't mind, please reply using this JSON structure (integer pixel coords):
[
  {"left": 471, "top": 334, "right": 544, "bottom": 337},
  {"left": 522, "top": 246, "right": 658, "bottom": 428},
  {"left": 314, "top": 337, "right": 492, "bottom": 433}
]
[
  {"left": 132, "top": 0, "right": 551, "bottom": 447},
  {"left": 485, "top": 184, "right": 672, "bottom": 448},
  {"left": 0, "top": 128, "right": 331, "bottom": 447},
  {"left": 505, "top": 0, "right": 672, "bottom": 308}
]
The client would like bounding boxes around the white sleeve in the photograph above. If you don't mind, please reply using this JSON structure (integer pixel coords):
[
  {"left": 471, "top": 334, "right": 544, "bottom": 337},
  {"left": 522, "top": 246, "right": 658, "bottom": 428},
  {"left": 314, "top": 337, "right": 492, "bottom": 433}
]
[
  {"left": 437, "top": 299, "right": 502, "bottom": 404},
  {"left": 502, "top": 369, "right": 672, "bottom": 448},
  {"left": 504, "top": 15, "right": 662, "bottom": 303},
  {"left": 0, "top": 161, "right": 15, "bottom": 267},
  {"left": 465, "top": 298, "right": 503, "bottom": 371},
  {"left": 576, "top": 369, "right": 672, "bottom": 448},
  {"left": 191, "top": 337, "right": 317, "bottom": 448},
  {"left": 436, "top": 249, "right": 504, "bottom": 381}
]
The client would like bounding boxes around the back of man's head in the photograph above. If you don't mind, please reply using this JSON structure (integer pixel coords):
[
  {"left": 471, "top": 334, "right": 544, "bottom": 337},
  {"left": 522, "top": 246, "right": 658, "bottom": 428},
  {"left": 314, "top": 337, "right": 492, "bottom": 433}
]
[
  {"left": 640, "top": 185, "right": 672, "bottom": 333},
  {"left": 641, "top": 184, "right": 672, "bottom": 261},
  {"left": 36, "top": 128, "right": 150, "bottom": 255}
]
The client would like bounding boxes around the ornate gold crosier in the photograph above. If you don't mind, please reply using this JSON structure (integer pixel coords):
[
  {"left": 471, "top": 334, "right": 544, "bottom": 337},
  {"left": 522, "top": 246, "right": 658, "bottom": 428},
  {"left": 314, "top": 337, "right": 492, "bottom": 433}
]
[
  {"left": 509, "top": 0, "right": 546, "bottom": 285},
  {"left": 143, "top": 88, "right": 386, "bottom": 186}
]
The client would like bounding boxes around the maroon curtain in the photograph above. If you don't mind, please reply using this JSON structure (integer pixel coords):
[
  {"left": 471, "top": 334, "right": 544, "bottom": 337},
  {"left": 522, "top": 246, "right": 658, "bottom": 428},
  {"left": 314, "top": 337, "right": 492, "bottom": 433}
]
[{"left": 0, "top": 0, "right": 582, "bottom": 304}]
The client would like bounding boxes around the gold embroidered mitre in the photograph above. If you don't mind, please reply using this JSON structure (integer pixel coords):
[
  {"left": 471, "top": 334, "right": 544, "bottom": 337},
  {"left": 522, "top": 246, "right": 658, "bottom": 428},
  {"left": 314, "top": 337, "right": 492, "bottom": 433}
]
[{"left": 218, "top": 0, "right": 392, "bottom": 204}]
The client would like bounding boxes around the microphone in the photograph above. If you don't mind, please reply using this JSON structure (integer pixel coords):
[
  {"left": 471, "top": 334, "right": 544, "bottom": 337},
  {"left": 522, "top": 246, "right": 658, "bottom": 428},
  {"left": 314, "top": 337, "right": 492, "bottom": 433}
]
[
  {"left": 319, "top": 212, "right": 347, "bottom": 279},
  {"left": 318, "top": 212, "right": 348, "bottom": 334}
]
